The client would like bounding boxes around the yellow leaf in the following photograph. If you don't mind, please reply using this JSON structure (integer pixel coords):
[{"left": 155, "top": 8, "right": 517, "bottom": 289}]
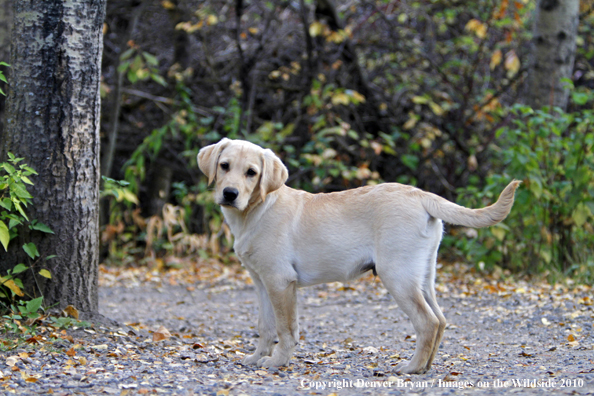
[
  {"left": 124, "top": 190, "right": 139, "bottom": 205},
  {"left": 429, "top": 101, "right": 445, "bottom": 116},
  {"left": 572, "top": 203, "right": 591, "bottom": 227},
  {"left": 39, "top": 269, "right": 51, "bottom": 279},
  {"left": 351, "top": 91, "right": 366, "bottom": 103},
  {"left": 161, "top": 0, "right": 175, "bottom": 9},
  {"left": 0, "top": 277, "right": 24, "bottom": 297},
  {"left": 504, "top": 50, "right": 520, "bottom": 77},
  {"left": 491, "top": 226, "right": 506, "bottom": 241},
  {"left": 327, "top": 30, "right": 347, "bottom": 43},
  {"left": 490, "top": 49, "right": 502, "bottom": 70},
  {"left": 403, "top": 112, "right": 419, "bottom": 130},
  {"left": 567, "top": 334, "right": 576, "bottom": 342},
  {"left": 465, "top": 19, "right": 487, "bottom": 38},
  {"left": 412, "top": 95, "right": 429, "bottom": 104},
  {"left": 206, "top": 15, "right": 218, "bottom": 26},
  {"left": 309, "top": 21, "right": 324, "bottom": 37},
  {"left": 248, "top": 27, "right": 258, "bottom": 35},
  {"left": 331, "top": 92, "right": 350, "bottom": 106}
]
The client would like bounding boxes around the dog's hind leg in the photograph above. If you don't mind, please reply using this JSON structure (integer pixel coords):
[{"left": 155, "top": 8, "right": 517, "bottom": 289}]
[
  {"left": 257, "top": 272, "right": 299, "bottom": 368},
  {"left": 377, "top": 252, "right": 440, "bottom": 374},
  {"left": 421, "top": 245, "right": 446, "bottom": 372},
  {"left": 242, "top": 268, "right": 277, "bottom": 365}
]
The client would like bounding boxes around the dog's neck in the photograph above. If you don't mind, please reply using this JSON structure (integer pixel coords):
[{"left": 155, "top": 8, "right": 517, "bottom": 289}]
[{"left": 221, "top": 188, "right": 280, "bottom": 239}]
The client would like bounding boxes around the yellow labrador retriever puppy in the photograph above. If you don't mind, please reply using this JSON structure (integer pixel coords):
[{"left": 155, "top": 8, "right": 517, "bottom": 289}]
[{"left": 198, "top": 138, "right": 519, "bottom": 374}]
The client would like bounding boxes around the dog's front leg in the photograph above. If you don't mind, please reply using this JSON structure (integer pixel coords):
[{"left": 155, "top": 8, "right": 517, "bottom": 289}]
[
  {"left": 243, "top": 269, "right": 277, "bottom": 365},
  {"left": 257, "top": 275, "right": 298, "bottom": 368}
]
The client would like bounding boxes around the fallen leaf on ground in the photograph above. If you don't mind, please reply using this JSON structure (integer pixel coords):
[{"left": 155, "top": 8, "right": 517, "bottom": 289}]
[
  {"left": 63, "top": 305, "right": 79, "bottom": 319},
  {"left": 153, "top": 326, "right": 171, "bottom": 342}
]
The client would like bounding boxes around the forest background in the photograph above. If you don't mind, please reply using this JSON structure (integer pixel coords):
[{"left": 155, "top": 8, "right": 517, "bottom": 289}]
[{"left": 0, "top": 0, "right": 593, "bottom": 300}]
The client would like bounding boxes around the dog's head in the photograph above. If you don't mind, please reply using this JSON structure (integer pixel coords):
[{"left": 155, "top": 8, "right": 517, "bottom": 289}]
[{"left": 198, "top": 138, "right": 288, "bottom": 211}]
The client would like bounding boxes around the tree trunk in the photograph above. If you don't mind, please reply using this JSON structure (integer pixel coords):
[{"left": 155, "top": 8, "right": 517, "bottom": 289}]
[
  {"left": 526, "top": 0, "right": 579, "bottom": 111},
  {"left": 0, "top": 0, "right": 12, "bottom": 136},
  {"left": 0, "top": 0, "right": 106, "bottom": 313}
]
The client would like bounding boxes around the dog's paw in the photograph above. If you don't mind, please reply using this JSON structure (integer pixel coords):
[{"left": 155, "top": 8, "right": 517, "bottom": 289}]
[
  {"left": 257, "top": 354, "right": 289, "bottom": 368},
  {"left": 395, "top": 362, "right": 428, "bottom": 375},
  {"left": 242, "top": 353, "right": 263, "bottom": 365}
]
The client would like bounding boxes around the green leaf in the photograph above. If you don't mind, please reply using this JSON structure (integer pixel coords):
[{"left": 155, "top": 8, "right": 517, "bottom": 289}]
[
  {"left": 12, "top": 264, "right": 28, "bottom": 274},
  {"left": 12, "top": 200, "right": 28, "bottom": 221},
  {"left": 30, "top": 221, "right": 54, "bottom": 234},
  {"left": 401, "top": 154, "right": 420, "bottom": 171},
  {"left": 120, "top": 48, "right": 135, "bottom": 61},
  {"left": 142, "top": 52, "right": 159, "bottom": 66},
  {"left": 2, "top": 163, "right": 15, "bottom": 174},
  {"left": 38, "top": 269, "right": 52, "bottom": 279},
  {"left": 23, "top": 242, "right": 39, "bottom": 259},
  {"left": 150, "top": 74, "right": 167, "bottom": 86},
  {"left": 0, "top": 62, "right": 9, "bottom": 67},
  {"left": 25, "top": 297, "right": 43, "bottom": 314},
  {"left": 0, "top": 198, "right": 12, "bottom": 210},
  {"left": 8, "top": 217, "right": 22, "bottom": 229},
  {"left": 0, "top": 220, "right": 9, "bottom": 251},
  {"left": 20, "top": 175, "right": 34, "bottom": 185},
  {"left": 10, "top": 182, "right": 33, "bottom": 200},
  {"left": 21, "top": 166, "right": 38, "bottom": 175},
  {"left": 117, "top": 60, "right": 131, "bottom": 74},
  {"left": 572, "top": 92, "right": 589, "bottom": 106}
]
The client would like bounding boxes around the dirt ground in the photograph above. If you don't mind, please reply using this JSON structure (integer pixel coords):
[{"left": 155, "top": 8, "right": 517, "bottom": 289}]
[{"left": 96, "top": 262, "right": 593, "bottom": 395}]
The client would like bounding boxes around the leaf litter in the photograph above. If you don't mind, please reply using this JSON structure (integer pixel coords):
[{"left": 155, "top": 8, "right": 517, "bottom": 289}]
[{"left": 0, "top": 258, "right": 591, "bottom": 395}]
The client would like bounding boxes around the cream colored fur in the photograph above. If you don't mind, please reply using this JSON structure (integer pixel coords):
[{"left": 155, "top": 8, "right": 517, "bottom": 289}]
[{"left": 198, "top": 138, "right": 520, "bottom": 374}]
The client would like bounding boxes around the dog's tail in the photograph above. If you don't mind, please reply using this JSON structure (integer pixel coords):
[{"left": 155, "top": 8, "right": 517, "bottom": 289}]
[{"left": 420, "top": 180, "right": 521, "bottom": 228}]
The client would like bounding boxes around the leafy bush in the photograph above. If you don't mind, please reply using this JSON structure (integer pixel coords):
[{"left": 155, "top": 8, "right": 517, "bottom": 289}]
[
  {"left": 455, "top": 102, "right": 594, "bottom": 282},
  {"left": 1, "top": 154, "right": 54, "bottom": 326}
]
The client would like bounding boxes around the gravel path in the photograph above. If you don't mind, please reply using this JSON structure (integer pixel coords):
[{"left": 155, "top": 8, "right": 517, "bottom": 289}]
[{"left": 1, "top": 264, "right": 592, "bottom": 395}]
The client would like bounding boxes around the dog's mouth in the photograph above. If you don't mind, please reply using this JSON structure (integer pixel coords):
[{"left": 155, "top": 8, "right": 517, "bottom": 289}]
[{"left": 218, "top": 200, "right": 237, "bottom": 208}]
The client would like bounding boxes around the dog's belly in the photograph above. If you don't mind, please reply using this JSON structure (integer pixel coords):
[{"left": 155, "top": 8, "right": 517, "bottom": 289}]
[{"left": 292, "top": 241, "right": 376, "bottom": 287}]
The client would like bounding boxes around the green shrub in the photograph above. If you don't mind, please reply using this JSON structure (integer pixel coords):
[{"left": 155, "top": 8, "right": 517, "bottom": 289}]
[{"left": 455, "top": 103, "right": 594, "bottom": 282}]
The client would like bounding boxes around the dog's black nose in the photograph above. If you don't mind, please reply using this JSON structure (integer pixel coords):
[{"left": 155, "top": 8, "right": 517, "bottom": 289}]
[{"left": 223, "top": 187, "right": 239, "bottom": 202}]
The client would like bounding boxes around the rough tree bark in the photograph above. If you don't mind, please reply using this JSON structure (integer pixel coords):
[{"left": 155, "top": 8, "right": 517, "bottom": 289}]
[
  {"left": 0, "top": 0, "right": 12, "bottom": 136},
  {"left": 0, "top": 0, "right": 106, "bottom": 314},
  {"left": 526, "top": 0, "right": 579, "bottom": 110}
]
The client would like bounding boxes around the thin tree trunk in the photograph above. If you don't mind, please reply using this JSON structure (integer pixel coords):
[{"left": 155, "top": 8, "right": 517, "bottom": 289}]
[
  {"left": 0, "top": 0, "right": 106, "bottom": 313},
  {"left": 526, "top": 0, "right": 579, "bottom": 111},
  {"left": 101, "top": 1, "right": 146, "bottom": 179},
  {"left": 0, "top": 0, "right": 12, "bottom": 136}
]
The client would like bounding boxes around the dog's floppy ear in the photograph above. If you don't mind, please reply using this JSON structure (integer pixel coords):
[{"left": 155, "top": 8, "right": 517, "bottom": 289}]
[
  {"left": 198, "top": 138, "right": 230, "bottom": 185},
  {"left": 260, "top": 148, "right": 288, "bottom": 202}
]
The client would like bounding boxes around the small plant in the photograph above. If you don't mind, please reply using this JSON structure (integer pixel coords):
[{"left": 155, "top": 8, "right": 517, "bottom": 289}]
[
  {"left": 0, "top": 61, "right": 8, "bottom": 96},
  {"left": 49, "top": 316, "right": 91, "bottom": 330},
  {"left": 1, "top": 153, "right": 53, "bottom": 322},
  {"left": 118, "top": 46, "right": 166, "bottom": 86}
]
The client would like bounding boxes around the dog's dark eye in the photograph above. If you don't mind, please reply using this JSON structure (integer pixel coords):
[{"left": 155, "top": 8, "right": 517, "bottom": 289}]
[
  {"left": 220, "top": 162, "right": 229, "bottom": 171},
  {"left": 246, "top": 168, "right": 257, "bottom": 177}
]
